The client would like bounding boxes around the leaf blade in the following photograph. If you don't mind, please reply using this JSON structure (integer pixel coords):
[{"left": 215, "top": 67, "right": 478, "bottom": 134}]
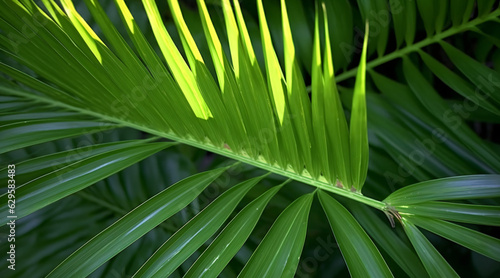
[
  {"left": 397, "top": 201, "right": 500, "bottom": 226},
  {"left": 384, "top": 175, "right": 500, "bottom": 205},
  {"left": 46, "top": 166, "right": 228, "bottom": 277},
  {"left": 239, "top": 192, "right": 314, "bottom": 277},
  {"left": 0, "top": 142, "right": 174, "bottom": 225},
  {"left": 407, "top": 215, "right": 500, "bottom": 261},
  {"left": 402, "top": 218, "right": 459, "bottom": 278},
  {"left": 0, "top": 119, "right": 115, "bottom": 154},
  {"left": 133, "top": 174, "right": 266, "bottom": 277},
  {"left": 184, "top": 182, "right": 284, "bottom": 278},
  {"left": 318, "top": 190, "right": 393, "bottom": 278},
  {"left": 347, "top": 202, "right": 427, "bottom": 278},
  {"left": 350, "top": 21, "right": 369, "bottom": 191},
  {"left": 142, "top": 0, "right": 212, "bottom": 119}
]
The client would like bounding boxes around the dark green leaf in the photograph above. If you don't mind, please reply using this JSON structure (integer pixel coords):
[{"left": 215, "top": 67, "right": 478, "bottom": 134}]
[
  {"left": 384, "top": 175, "right": 500, "bottom": 206},
  {"left": 406, "top": 215, "right": 500, "bottom": 261},
  {"left": 184, "top": 182, "right": 284, "bottom": 278},
  {"left": 401, "top": 218, "right": 459, "bottom": 277},
  {"left": 133, "top": 174, "right": 266, "bottom": 277},
  {"left": 319, "top": 191, "right": 393, "bottom": 277},
  {"left": 347, "top": 202, "right": 428, "bottom": 278},
  {"left": 239, "top": 192, "right": 314, "bottom": 277},
  {"left": 46, "top": 166, "right": 229, "bottom": 277},
  {"left": 0, "top": 119, "right": 116, "bottom": 154},
  {"left": 397, "top": 201, "right": 500, "bottom": 226},
  {"left": 0, "top": 142, "right": 174, "bottom": 225}
]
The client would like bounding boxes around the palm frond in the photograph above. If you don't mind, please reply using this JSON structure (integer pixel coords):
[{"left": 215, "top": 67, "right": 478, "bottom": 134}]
[{"left": 1, "top": 0, "right": 500, "bottom": 277}]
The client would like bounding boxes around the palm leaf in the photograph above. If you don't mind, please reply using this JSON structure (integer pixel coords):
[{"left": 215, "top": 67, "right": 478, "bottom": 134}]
[{"left": 1, "top": 0, "right": 500, "bottom": 277}]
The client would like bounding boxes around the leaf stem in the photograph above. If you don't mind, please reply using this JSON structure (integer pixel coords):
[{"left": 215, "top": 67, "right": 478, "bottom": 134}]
[
  {"left": 335, "top": 8, "right": 500, "bottom": 82},
  {"left": 4, "top": 89, "right": 386, "bottom": 211}
]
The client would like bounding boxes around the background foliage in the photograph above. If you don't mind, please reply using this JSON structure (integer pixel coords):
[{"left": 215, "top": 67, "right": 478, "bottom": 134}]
[{"left": 1, "top": 0, "right": 500, "bottom": 277}]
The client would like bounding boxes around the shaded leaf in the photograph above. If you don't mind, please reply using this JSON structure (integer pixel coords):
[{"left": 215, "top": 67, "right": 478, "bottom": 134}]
[
  {"left": 46, "top": 166, "right": 229, "bottom": 277},
  {"left": 397, "top": 201, "right": 500, "bottom": 226},
  {"left": 401, "top": 218, "right": 459, "bottom": 277},
  {"left": 318, "top": 191, "right": 392, "bottom": 277},
  {"left": 384, "top": 175, "right": 500, "bottom": 205},
  {"left": 406, "top": 215, "right": 500, "bottom": 261},
  {"left": 347, "top": 202, "right": 428, "bottom": 278},
  {"left": 184, "top": 182, "right": 284, "bottom": 278},
  {"left": 133, "top": 174, "right": 266, "bottom": 277},
  {"left": 0, "top": 142, "right": 175, "bottom": 225},
  {"left": 0, "top": 119, "right": 115, "bottom": 154},
  {"left": 239, "top": 192, "right": 314, "bottom": 277}
]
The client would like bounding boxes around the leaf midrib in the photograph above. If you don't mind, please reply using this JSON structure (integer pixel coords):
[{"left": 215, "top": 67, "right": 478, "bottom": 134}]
[
  {"left": 5, "top": 7, "right": 499, "bottom": 214},
  {"left": 6, "top": 88, "right": 385, "bottom": 210},
  {"left": 335, "top": 8, "right": 500, "bottom": 82}
]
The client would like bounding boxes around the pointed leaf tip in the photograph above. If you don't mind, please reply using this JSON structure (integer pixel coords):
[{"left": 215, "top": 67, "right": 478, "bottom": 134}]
[{"left": 350, "top": 21, "right": 369, "bottom": 191}]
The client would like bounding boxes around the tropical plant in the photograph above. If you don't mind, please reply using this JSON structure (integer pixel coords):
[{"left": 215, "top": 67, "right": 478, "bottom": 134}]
[{"left": 1, "top": 0, "right": 499, "bottom": 277}]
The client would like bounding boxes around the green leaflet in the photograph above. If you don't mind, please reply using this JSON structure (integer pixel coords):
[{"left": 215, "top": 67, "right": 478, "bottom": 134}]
[
  {"left": 216, "top": 0, "right": 261, "bottom": 159},
  {"left": 0, "top": 119, "right": 116, "bottom": 154},
  {"left": 347, "top": 202, "right": 427, "bottom": 278},
  {"left": 384, "top": 175, "right": 500, "bottom": 205},
  {"left": 167, "top": 0, "right": 230, "bottom": 147},
  {"left": 415, "top": 0, "right": 447, "bottom": 35},
  {"left": 415, "top": 0, "right": 436, "bottom": 36},
  {"left": 357, "top": 0, "right": 389, "bottom": 56},
  {"left": 322, "top": 4, "right": 351, "bottom": 186},
  {"left": 310, "top": 5, "right": 329, "bottom": 180},
  {"left": 419, "top": 50, "right": 500, "bottom": 115},
  {"left": 434, "top": 0, "right": 448, "bottom": 33},
  {"left": 0, "top": 111, "right": 80, "bottom": 125},
  {"left": 133, "top": 174, "right": 266, "bottom": 277},
  {"left": 82, "top": 0, "right": 149, "bottom": 81},
  {"left": 256, "top": 0, "right": 285, "bottom": 125},
  {"left": 142, "top": 0, "right": 212, "bottom": 120},
  {"left": 397, "top": 201, "right": 500, "bottom": 226},
  {"left": 184, "top": 181, "right": 285, "bottom": 277},
  {"left": 440, "top": 41, "right": 500, "bottom": 105},
  {"left": 350, "top": 21, "right": 369, "bottom": 191},
  {"left": 406, "top": 215, "right": 500, "bottom": 261},
  {"left": 59, "top": 0, "right": 104, "bottom": 62},
  {"left": 227, "top": 0, "right": 281, "bottom": 165},
  {"left": 284, "top": 0, "right": 313, "bottom": 72},
  {"left": 450, "top": 0, "right": 474, "bottom": 26},
  {"left": 256, "top": 0, "right": 301, "bottom": 172},
  {"left": 402, "top": 218, "right": 459, "bottom": 278},
  {"left": 402, "top": 56, "right": 500, "bottom": 173},
  {"left": 390, "top": 0, "right": 417, "bottom": 47},
  {"left": 0, "top": 64, "right": 77, "bottom": 106},
  {"left": 366, "top": 95, "right": 454, "bottom": 180},
  {"left": 369, "top": 72, "right": 494, "bottom": 175},
  {"left": 369, "top": 70, "right": 442, "bottom": 127},
  {"left": 323, "top": 0, "right": 352, "bottom": 70},
  {"left": 280, "top": 0, "right": 313, "bottom": 175},
  {"left": 478, "top": 0, "right": 497, "bottom": 17},
  {"left": 0, "top": 142, "right": 175, "bottom": 225},
  {"left": 239, "top": 192, "right": 314, "bottom": 277},
  {"left": 319, "top": 191, "right": 393, "bottom": 278},
  {"left": 112, "top": 0, "right": 198, "bottom": 139},
  {"left": 196, "top": 0, "right": 248, "bottom": 153},
  {"left": 0, "top": 138, "right": 158, "bottom": 185},
  {"left": 47, "top": 166, "right": 229, "bottom": 277}
]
